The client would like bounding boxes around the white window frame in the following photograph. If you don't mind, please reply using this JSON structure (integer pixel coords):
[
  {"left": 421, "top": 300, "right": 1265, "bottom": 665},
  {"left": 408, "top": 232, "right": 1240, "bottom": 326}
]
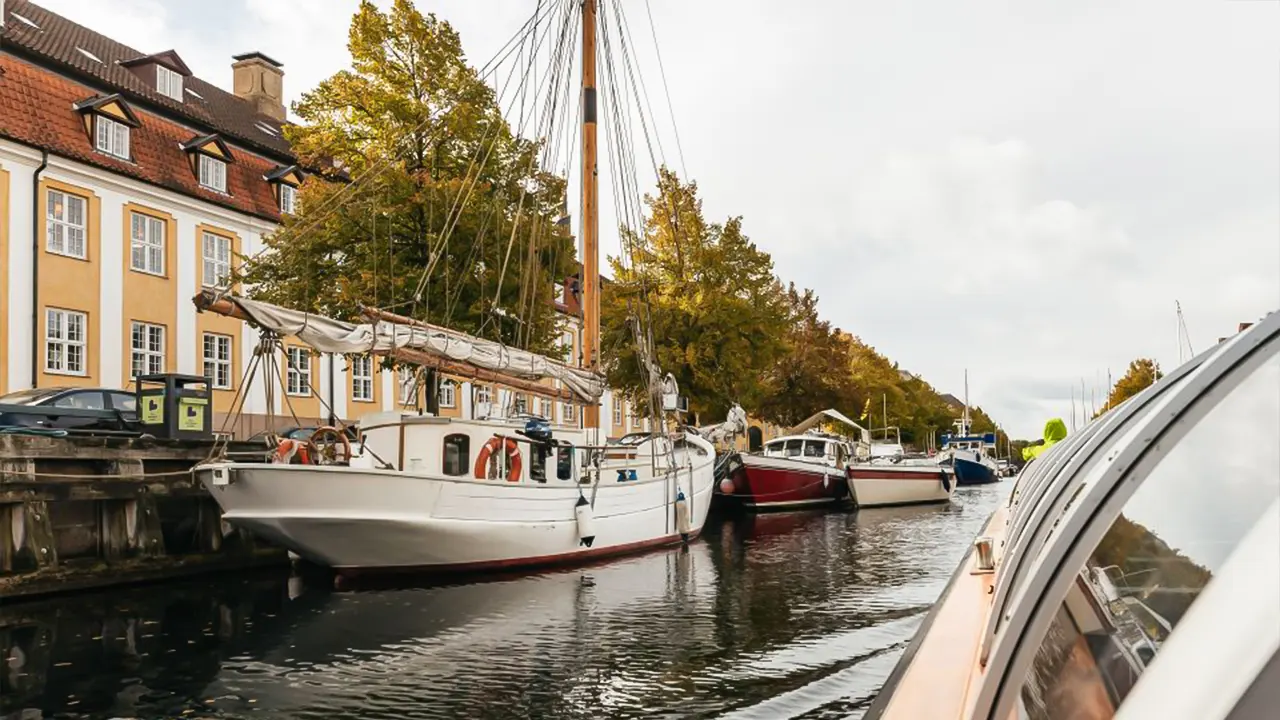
[
  {"left": 130, "top": 321, "right": 165, "bottom": 379},
  {"left": 201, "top": 231, "right": 231, "bottom": 288},
  {"left": 351, "top": 355, "right": 374, "bottom": 402},
  {"left": 613, "top": 401, "right": 623, "bottom": 426},
  {"left": 45, "top": 308, "right": 87, "bottom": 376},
  {"left": 539, "top": 395, "right": 553, "bottom": 420},
  {"left": 202, "top": 332, "right": 233, "bottom": 390},
  {"left": 156, "top": 64, "right": 184, "bottom": 101},
  {"left": 46, "top": 189, "right": 87, "bottom": 259},
  {"left": 279, "top": 183, "right": 297, "bottom": 214},
  {"left": 198, "top": 153, "right": 227, "bottom": 193},
  {"left": 129, "top": 211, "right": 165, "bottom": 275},
  {"left": 285, "top": 347, "right": 311, "bottom": 396},
  {"left": 94, "top": 115, "right": 130, "bottom": 160},
  {"left": 563, "top": 401, "right": 576, "bottom": 424},
  {"left": 475, "top": 384, "right": 492, "bottom": 406},
  {"left": 439, "top": 379, "right": 456, "bottom": 408},
  {"left": 560, "top": 330, "right": 575, "bottom": 362},
  {"left": 398, "top": 367, "right": 418, "bottom": 406}
]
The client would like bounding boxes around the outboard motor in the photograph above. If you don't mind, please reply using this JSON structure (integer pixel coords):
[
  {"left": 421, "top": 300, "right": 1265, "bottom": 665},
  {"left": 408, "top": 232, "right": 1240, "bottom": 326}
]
[{"left": 523, "top": 418, "right": 553, "bottom": 444}]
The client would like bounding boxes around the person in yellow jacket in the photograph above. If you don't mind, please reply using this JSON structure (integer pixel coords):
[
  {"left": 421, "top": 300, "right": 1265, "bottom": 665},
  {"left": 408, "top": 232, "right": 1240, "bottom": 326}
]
[{"left": 1022, "top": 418, "right": 1068, "bottom": 461}]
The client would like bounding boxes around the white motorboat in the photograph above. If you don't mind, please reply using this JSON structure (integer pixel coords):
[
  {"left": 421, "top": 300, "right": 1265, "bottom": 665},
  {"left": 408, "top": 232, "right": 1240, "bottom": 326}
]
[{"left": 867, "top": 312, "right": 1280, "bottom": 720}]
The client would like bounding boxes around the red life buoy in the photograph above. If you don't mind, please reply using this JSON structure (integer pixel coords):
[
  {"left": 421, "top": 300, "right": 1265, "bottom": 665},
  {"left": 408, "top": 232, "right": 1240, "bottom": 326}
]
[
  {"left": 474, "top": 437, "right": 522, "bottom": 482},
  {"left": 273, "top": 438, "right": 312, "bottom": 465}
]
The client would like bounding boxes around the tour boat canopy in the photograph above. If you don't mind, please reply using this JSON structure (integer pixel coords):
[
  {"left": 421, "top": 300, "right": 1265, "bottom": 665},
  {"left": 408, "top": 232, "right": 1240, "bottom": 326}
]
[
  {"left": 193, "top": 291, "right": 606, "bottom": 403},
  {"left": 787, "top": 408, "right": 872, "bottom": 444}
]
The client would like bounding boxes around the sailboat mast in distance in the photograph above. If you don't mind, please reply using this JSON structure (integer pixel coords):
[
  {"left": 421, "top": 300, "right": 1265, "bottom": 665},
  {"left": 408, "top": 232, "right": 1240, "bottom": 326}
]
[{"left": 581, "top": 0, "right": 601, "bottom": 427}]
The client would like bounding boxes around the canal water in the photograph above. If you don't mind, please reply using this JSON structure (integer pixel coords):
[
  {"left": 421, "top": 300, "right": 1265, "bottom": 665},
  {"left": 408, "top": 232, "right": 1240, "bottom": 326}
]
[{"left": 3, "top": 486, "right": 1009, "bottom": 719}]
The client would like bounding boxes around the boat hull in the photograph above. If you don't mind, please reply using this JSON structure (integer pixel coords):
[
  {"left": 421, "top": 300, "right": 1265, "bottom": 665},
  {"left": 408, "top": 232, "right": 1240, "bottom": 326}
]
[
  {"left": 198, "top": 460, "right": 715, "bottom": 576},
  {"left": 952, "top": 456, "right": 999, "bottom": 485},
  {"left": 847, "top": 465, "right": 955, "bottom": 507},
  {"left": 721, "top": 454, "right": 848, "bottom": 511}
]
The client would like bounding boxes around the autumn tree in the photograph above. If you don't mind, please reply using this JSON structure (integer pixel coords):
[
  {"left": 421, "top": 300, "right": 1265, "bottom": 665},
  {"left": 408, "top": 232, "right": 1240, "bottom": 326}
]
[
  {"left": 600, "top": 168, "right": 790, "bottom": 421},
  {"left": 245, "top": 0, "right": 575, "bottom": 353},
  {"left": 757, "top": 285, "right": 860, "bottom": 427},
  {"left": 1097, "top": 358, "right": 1164, "bottom": 417}
]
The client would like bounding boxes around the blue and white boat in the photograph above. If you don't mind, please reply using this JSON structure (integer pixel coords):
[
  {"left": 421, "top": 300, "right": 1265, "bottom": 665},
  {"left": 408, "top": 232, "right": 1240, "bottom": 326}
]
[
  {"left": 936, "top": 371, "right": 1000, "bottom": 485},
  {"left": 938, "top": 428, "right": 1000, "bottom": 485}
]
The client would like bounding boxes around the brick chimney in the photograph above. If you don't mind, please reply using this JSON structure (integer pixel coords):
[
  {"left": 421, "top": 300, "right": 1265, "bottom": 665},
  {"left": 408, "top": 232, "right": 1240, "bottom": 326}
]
[{"left": 231, "top": 51, "right": 285, "bottom": 121}]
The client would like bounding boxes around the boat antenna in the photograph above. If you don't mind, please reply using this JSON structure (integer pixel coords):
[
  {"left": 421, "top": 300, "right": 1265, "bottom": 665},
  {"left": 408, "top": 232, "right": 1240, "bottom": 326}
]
[{"left": 1176, "top": 300, "right": 1195, "bottom": 364}]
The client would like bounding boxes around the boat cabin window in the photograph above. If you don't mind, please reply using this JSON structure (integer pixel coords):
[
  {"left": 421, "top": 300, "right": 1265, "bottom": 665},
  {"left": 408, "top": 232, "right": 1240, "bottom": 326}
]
[
  {"left": 442, "top": 434, "right": 470, "bottom": 476},
  {"left": 803, "top": 440, "right": 825, "bottom": 458},
  {"left": 557, "top": 447, "right": 574, "bottom": 480},
  {"left": 784, "top": 439, "right": 803, "bottom": 457},
  {"left": 1017, "top": 354, "right": 1279, "bottom": 719},
  {"left": 529, "top": 443, "right": 550, "bottom": 483}
]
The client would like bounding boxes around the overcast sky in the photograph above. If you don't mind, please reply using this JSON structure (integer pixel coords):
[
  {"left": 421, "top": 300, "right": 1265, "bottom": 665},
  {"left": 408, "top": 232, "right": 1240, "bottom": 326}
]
[{"left": 39, "top": 0, "right": 1279, "bottom": 438}]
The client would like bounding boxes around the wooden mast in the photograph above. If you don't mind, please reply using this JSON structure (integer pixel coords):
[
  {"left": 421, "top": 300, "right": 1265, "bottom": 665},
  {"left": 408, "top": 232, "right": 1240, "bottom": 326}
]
[{"left": 580, "top": 0, "right": 601, "bottom": 429}]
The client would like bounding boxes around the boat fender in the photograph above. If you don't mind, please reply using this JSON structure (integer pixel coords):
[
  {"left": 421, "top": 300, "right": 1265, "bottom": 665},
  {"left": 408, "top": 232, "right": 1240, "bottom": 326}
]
[
  {"left": 474, "top": 437, "right": 523, "bottom": 482},
  {"left": 675, "top": 488, "right": 692, "bottom": 542},
  {"left": 940, "top": 470, "right": 952, "bottom": 493},
  {"left": 718, "top": 477, "right": 735, "bottom": 494},
  {"left": 575, "top": 494, "right": 596, "bottom": 547}
]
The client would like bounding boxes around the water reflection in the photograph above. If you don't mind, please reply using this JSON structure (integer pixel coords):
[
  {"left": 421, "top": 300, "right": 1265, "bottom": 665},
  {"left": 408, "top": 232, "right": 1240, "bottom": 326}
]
[{"left": 3, "top": 486, "right": 1007, "bottom": 719}]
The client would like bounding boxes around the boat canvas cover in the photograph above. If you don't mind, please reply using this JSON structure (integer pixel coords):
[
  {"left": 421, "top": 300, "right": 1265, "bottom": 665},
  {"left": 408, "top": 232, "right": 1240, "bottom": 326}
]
[
  {"left": 221, "top": 295, "right": 606, "bottom": 402},
  {"left": 787, "top": 409, "right": 872, "bottom": 444}
]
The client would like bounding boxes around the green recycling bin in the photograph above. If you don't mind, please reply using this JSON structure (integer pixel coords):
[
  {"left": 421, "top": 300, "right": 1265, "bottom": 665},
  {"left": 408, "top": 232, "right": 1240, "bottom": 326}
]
[{"left": 135, "top": 374, "right": 213, "bottom": 441}]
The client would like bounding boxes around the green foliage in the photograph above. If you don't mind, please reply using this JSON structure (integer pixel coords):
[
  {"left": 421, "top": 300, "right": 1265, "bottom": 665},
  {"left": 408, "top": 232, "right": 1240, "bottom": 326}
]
[
  {"left": 601, "top": 168, "right": 790, "bottom": 420},
  {"left": 756, "top": 286, "right": 860, "bottom": 428},
  {"left": 244, "top": 0, "right": 575, "bottom": 353},
  {"left": 1097, "top": 358, "right": 1164, "bottom": 418}
]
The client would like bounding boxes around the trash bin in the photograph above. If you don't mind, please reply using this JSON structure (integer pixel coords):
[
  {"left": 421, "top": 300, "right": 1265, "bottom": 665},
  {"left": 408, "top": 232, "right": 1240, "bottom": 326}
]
[{"left": 135, "top": 374, "right": 213, "bottom": 441}]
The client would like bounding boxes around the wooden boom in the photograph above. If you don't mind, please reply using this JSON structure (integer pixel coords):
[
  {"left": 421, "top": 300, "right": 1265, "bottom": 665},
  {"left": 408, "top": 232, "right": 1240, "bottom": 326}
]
[{"left": 192, "top": 291, "right": 578, "bottom": 403}]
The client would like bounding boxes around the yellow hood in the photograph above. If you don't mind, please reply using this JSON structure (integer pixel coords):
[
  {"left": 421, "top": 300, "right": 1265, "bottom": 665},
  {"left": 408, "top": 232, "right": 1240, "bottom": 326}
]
[{"left": 1022, "top": 418, "right": 1068, "bottom": 461}]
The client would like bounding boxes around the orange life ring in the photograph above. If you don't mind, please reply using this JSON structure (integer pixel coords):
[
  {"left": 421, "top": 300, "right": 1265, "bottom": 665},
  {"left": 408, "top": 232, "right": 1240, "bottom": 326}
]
[
  {"left": 474, "top": 436, "right": 522, "bottom": 482},
  {"left": 273, "top": 438, "right": 312, "bottom": 465}
]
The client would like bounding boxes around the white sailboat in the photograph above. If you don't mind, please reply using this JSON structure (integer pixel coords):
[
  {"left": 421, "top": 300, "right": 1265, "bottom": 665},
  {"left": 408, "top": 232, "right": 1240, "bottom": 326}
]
[{"left": 194, "top": 1, "right": 717, "bottom": 578}]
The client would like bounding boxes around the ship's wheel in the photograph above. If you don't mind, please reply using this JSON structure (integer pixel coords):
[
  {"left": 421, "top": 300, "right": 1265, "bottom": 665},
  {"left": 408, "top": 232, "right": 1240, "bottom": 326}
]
[{"left": 309, "top": 426, "right": 352, "bottom": 466}]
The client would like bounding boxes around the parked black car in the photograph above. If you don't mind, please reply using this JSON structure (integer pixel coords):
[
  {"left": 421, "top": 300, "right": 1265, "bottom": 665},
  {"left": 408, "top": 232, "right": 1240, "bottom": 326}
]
[
  {"left": 0, "top": 386, "right": 139, "bottom": 432},
  {"left": 245, "top": 425, "right": 361, "bottom": 444}
]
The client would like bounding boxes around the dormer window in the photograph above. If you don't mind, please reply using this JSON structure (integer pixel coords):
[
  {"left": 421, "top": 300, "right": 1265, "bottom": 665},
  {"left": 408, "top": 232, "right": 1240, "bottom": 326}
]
[
  {"left": 279, "top": 183, "right": 297, "bottom": 214},
  {"left": 199, "top": 154, "right": 226, "bottom": 192},
  {"left": 180, "top": 134, "right": 234, "bottom": 194},
  {"left": 264, "top": 165, "right": 305, "bottom": 216},
  {"left": 157, "top": 65, "right": 184, "bottom": 101},
  {"left": 121, "top": 50, "right": 192, "bottom": 103},
  {"left": 94, "top": 115, "right": 130, "bottom": 160},
  {"left": 73, "top": 94, "right": 140, "bottom": 162}
]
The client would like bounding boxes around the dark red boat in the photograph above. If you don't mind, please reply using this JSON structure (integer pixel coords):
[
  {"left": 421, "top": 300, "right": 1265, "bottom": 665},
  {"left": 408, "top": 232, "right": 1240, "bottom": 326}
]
[{"left": 718, "top": 434, "right": 851, "bottom": 510}]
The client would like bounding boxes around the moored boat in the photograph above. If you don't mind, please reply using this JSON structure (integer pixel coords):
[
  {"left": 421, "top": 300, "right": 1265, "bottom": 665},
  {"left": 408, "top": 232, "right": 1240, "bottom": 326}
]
[
  {"left": 201, "top": 407, "right": 715, "bottom": 576},
  {"left": 720, "top": 409, "right": 955, "bottom": 510},
  {"left": 846, "top": 461, "right": 954, "bottom": 507},
  {"left": 866, "top": 312, "right": 1280, "bottom": 719},
  {"left": 723, "top": 433, "right": 852, "bottom": 510}
]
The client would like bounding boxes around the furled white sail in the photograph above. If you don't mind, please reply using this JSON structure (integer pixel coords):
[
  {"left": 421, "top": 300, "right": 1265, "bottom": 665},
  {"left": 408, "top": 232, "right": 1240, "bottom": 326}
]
[{"left": 213, "top": 294, "right": 606, "bottom": 402}]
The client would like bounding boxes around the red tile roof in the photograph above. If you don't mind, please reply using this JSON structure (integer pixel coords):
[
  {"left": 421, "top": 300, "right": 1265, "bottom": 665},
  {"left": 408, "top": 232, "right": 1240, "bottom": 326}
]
[
  {"left": 2, "top": 0, "right": 294, "bottom": 160},
  {"left": 0, "top": 53, "right": 284, "bottom": 221}
]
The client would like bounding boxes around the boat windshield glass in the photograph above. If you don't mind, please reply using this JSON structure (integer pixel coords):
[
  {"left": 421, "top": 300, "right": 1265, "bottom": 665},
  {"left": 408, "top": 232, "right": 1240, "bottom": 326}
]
[
  {"left": 784, "top": 439, "right": 803, "bottom": 457},
  {"left": 1017, "top": 353, "right": 1279, "bottom": 719},
  {"left": 803, "top": 441, "right": 825, "bottom": 458}
]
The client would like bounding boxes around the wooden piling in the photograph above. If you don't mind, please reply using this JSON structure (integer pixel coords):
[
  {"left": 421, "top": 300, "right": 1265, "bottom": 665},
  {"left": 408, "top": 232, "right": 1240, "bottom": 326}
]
[{"left": 0, "top": 433, "right": 287, "bottom": 599}]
